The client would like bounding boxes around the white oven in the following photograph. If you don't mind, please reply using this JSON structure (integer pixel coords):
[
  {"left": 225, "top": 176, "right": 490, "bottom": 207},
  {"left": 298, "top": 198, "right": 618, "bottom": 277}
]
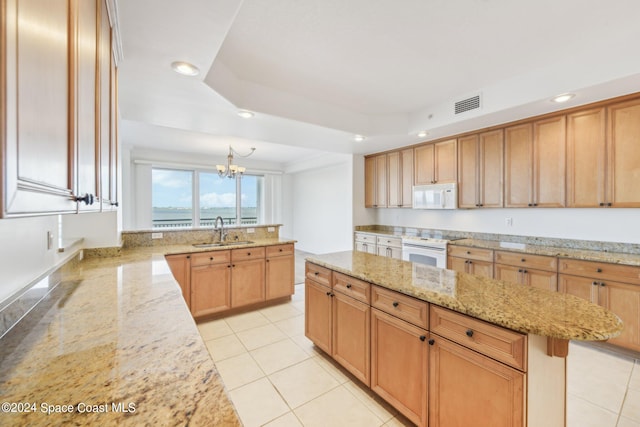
[{"left": 401, "top": 238, "right": 448, "bottom": 268}]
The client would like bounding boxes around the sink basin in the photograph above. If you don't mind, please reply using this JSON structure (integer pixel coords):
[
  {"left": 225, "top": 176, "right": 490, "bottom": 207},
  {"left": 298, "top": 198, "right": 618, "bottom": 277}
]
[{"left": 192, "top": 240, "right": 254, "bottom": 248}]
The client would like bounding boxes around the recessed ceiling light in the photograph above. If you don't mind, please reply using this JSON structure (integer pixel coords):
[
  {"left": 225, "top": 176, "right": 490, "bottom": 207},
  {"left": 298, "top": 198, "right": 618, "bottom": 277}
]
[
  {"left": 237, "top": 110, "right": 255, "bottom": 118},
  {"left": 354, "top": 134, "right": 366, "bottom": 142},
  {"left": 171, "top": 61, "right": 199, "bottom": 76},
  {"left": 551, "top": 93, "right": 575, "bottom": 103},
  {"left": 417, "top": 131, "right": 428, "bottom": 138}
]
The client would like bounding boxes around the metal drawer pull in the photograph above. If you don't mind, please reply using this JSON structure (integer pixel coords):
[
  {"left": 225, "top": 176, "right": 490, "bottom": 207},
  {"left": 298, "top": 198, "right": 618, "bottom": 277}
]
[
  {"left": 466, "top": 329, "right": 474, "bottom": 337},
  {"left": 392, "top": 301, "right": 399, "bottom": 308}
]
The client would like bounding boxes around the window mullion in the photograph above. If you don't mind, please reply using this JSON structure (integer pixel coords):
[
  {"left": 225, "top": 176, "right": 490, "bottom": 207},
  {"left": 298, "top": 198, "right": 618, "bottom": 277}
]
[
  {"left": 236, "top": 175, "right": 241, "bottom": 226},
  {"left": 193, "top": 171, "right": 200, "bottom": 228}
]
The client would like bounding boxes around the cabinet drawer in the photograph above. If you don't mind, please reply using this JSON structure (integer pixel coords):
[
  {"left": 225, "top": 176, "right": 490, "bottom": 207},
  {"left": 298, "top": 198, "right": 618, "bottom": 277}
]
[
  {"left": 448, "top": 245, "right": 494, "bottom": 262},
  {"left": 306, "top": 262, "right": 332, "bottom": 287},
  {"left": 495, "top": 250, "right": 557, "bottom": 272},
  {"left": 430, "top": 305, "right": 527, "bottom": 371},
  {"left": 333, "top": 272, "right": 371, "bottom": 304},
  {"left": 375, "top": 236, "right": 402, "bottom": 248},
  {"left": 355, "top": 233, "right": 376, "bottom": 244},
  {"left": 191, "top": 250, "right": 231, "bottom": 267},
  {"left": 266, "top": 243, "right": 294, "bottom": 258},
  {"left": 232, "top": 246, "right": 266, "bottom": 262},
  {"left": 371, "top": 285, "right": 429, "bottom": 329},
  {"left": 559, "top": 258, "right": 640, "bottom": 285}
]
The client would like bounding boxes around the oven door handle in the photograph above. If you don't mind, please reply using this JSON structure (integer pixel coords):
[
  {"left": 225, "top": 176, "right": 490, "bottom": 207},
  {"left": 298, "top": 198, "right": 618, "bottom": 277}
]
[{"left": 401, "top": 243, "right": 446, "bottom": 252}]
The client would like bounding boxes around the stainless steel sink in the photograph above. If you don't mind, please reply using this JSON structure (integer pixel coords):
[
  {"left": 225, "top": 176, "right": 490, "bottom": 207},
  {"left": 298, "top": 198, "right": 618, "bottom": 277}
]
[{"left": 192, "top": 240, "right": 254, "bottom": 248}]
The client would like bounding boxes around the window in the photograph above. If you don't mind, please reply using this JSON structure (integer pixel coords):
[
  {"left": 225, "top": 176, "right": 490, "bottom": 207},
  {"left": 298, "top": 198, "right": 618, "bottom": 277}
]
[{"left": 152, "top": 167, "right": 262, "bottom": 229}]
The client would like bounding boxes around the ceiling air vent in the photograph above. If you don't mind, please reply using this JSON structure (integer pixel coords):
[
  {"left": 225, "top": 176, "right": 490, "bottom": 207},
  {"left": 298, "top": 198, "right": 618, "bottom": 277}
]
[{"left": 454, "top": 94, "right": 481, "bottom": 115}]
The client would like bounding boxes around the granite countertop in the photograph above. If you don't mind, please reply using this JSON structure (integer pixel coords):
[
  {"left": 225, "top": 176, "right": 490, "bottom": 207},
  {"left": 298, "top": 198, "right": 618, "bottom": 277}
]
[
  {"left": 306, "top": 251, "right": 623, "bottom": 341},
  {"left": 0, "top": 243, "right": 252, "bottom": 426},
  {"left": 451, "top": 238, "right": 640, "bottom": 267},
  {"left": 161, "top": 237, "right": 296, "bottom": 256}
]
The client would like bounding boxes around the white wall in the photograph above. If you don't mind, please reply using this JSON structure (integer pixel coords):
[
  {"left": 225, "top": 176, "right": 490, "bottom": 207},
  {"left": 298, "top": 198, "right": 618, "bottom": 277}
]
[
  {"left": 374, "top": 207, "right": 640, "bottom": 244},
  {"left": 289, "top": 160, "right": 354, "bottom": 254}
]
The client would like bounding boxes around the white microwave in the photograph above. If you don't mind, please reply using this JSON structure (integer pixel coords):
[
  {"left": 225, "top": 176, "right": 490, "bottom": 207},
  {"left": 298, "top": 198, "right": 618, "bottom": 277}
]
[{"left": 413, "top": 183, "right": 457, "bottom": 209}]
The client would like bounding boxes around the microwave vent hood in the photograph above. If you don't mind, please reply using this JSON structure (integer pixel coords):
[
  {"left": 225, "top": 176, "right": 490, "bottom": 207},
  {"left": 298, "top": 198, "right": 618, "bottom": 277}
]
[{"left": 413, "top": 183, "right": 457, "bottom": 210}]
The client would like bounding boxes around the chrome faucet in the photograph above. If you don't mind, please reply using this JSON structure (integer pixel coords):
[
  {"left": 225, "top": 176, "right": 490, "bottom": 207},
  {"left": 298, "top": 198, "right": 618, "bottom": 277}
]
[{"left": 214, "top": 216, "right": 226, "bottom": 242}]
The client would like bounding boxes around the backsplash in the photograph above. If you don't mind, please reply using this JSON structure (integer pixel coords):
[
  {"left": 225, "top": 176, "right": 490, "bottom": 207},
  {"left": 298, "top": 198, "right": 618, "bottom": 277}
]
[
  {"left": 356, "top": 224, "right": 640, "bottom": 255},
  {"left": 121, "top": 224, "right": 281, "bottom": 248}
]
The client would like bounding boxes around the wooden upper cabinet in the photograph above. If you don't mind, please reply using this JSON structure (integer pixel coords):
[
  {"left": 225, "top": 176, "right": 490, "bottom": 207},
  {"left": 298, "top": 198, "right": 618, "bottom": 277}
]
[
  {"left": 533, "top": 116, "right": 566, "bottom": 207},
  {"left": 97, "top": 0, "right": 114, "bottom": 208},
  {"left": 364, "top": 153, "right": 388, "bottom": 208},
  {"left": 415, "top": 139, "right": 457, "bottom": 185},
  {"left": 375, "top": 154, "right": 387, "bottom": 208},
  {"left": 458, "top": 131, "right": 503, "bottom": 208},
  {"left": 364, "top": 156, "right": 376, "bottom": 207},
  {"left": 567, "top": 108, "right": 607, "bottom": 207},
  {"left": 388, "top": 148, "right": 414, "bottom": 208},
  {"left": 607, "top": 98, "right": 640, "bottom": 207},
  {"left": 2, "top": 0, "right": 76, "bottom": 216},
  {"left": 505, "top": 117, "right": 566, "bottom": 208}
]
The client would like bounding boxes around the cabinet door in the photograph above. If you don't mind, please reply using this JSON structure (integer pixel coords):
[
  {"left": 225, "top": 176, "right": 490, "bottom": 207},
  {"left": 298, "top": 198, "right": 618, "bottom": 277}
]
[
  {"left": 166, "top": 254, "right": 191, "bottom": 308},
  {"left": 97, "top": 0, "right": 113, "bottom": 207},
  {"left": 599, "top": 280, "right": 640, "bottom": 351},
  {"left": 266, "top": 254, "right": 294, "bottom": 299},
  {"left": 190, "top": 263, "right": 231, "bottom": 317},
  {"left": 504, "top": 124, "right": 533, "bottom": 207},
  {"left": 74, "top": 0, "right": 99, "bottom": 211},
  {"left": 457, "top": 134, "right": 479, "bottom": 208},
  {"left": 468, "top": 260, "right": 495, "bottom": 279},
  {"left": 388, "top": 151, "right": 401, "bottom": 207},
  {"left": 434, "top": 139, "right": 457, "bottom": 183},
  {"left": 480, "top": 129, "right": 504, "bottom": 208},
  {"left": 332, "top": 292, "right": 370, "bottom": 385},
  {"left": 566, "top": 108, "right": 606, "bottom": 207},
  {"left": 494, "top": 264, "right": 523, "bottom": 285},
  {"left": 400, "top": 148, "right": 414, "bottom": 207},
  {"left": 607, "top": 98, "right": 640, "bottom": 207},
  {"left": 364, "top": 156, "right": 376, "bottom": 207},
  {"left": 305, "top": 280, "right": 332, "bottom": 354},
  {"left": 3, "top": 0, "right": 76, "bottom": 216},
  {"left": 371, "top": 308, "right": 428, "bottom": 427},
  {"left": 533, "top": 116, "right": 566, "bottom": 207},
  {"left": 429, "top": 336, "right": 524, "bottom": 427},
  {"left": 447, "top": 257, "right": 468, "bottom": 274},
  {"left": 558, "top": 275, "right": 599, "bottom": 303},
  {"left": 414, "top": 144, "right": 435, "bottom": 185},
  {"left": 231, "top": 258, "right": 266, "bottom": 307},
  {"left": 523, "top": 269, "right": 558, "bottom": 292},
  {"left": 375, "top": 154, "right": 388, "bottom": 207}
]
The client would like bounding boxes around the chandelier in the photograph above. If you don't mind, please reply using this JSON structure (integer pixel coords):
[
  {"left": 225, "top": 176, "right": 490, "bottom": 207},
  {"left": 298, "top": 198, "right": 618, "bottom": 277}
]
[{"left": 216, "top": 145, "right": 256, "bottom": 178}]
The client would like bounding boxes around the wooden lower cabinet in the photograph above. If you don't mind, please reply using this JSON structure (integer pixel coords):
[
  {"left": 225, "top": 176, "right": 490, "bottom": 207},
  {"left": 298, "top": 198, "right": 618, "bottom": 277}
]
[
  {"left": 495, "top": 264, "right": 558, "bottom": 291},
  {"left": 429, "top": 335, "right": 524, "bottom": 427},
  {"left": 190, "top": 263, "right": 231, "bottom": 317},
  {"left": 266, "top": 244, "right": 295, "bottom": 299},
  {"left": 332, "top": 291, "right": 371, "bottom": 385},
  {"left": 371, "top": 308, "right": 428, "bottom": 427},
  {"left": 305, "top": 279, "right": 332, "bottom": 354},
  {"left": 231, "top": 258, "right": 266, "bottom": 308},
  {"left": 448, "top": 256, "right": 494, "bottom": 278},
  {"left": 165, "top": 253, "right": 191, "bottom": 308}
]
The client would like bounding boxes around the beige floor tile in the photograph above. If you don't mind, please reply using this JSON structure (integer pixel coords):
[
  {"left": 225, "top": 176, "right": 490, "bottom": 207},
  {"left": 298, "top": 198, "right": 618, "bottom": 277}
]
[
  {"left": 290, "top": 334, "right": 322, "bottom": 357},
  {"left": 291, "top": 300, "right": 306, "bottom": 312},
  {"left": 214, "top": 352, "right": 265, "bottom": 391},
  {"left": 566, "top": 394, "right": 617, "bottom": 427},
  {"left": 229, "top": 378, "right": 290, "bottom": 427},
  {"left": 630, "top": 361, "right": 640, "bottom": 392},
  {"left": 260, "top": 303, "right": 303, "bottom": 322},
  {"left": 313, "top": 353, "right": 353, "bottom": 384},
  {"left": 621, "top": 388, "right": 640, "bottom": 422},
  {"left": 236, "top": 323, "right": 288, "bottom": 350},
  {"left": 567, "top": 344, "right": 634, "bottom": 413},
  {"left": 197, "top": 318, "right": 233, "bottom": 340},
  {"left": 294, "top": 386, "right": 384, "bottom": 427},
  {"left": 269, "top": 358, "right": 341, "bottom": 408},
  {"left": 343, "top": 380, "right": 397, "bottom": 422},
  {"left": 251, "top": 338, "right": 311, "bottom": 374},
  {"left": 225, "top": 311, "right": 270, "bottom": 332},
  {"left": 263, "top": 412, "right": 303, "bottom": 427},
  {"left": 383, "top": 414, "right": 415, "bottom": 426},
  {"left": 205, "top": 334, "right": 247, "bottom": 362},
  {"left": 618, "top": 416, "right": 640, "bottom": 427},
  {"left": 274, "top": 314, "right": 305, "bottom": 337}
]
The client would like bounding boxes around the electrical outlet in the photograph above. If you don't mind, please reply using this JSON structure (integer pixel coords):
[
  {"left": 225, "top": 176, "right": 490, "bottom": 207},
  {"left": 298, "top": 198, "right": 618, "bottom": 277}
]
[
  {"left": 151, "top": 232, "right": 163, "bottom": 239},
  {"left": 47, "top": 231, "right": 53, "bottom": 250},
  {"left": 505, "top": 217, "right": 513, "bottom": 227},
  {"left": 247, "top": 228, "right": 255, "bottom": 233}
]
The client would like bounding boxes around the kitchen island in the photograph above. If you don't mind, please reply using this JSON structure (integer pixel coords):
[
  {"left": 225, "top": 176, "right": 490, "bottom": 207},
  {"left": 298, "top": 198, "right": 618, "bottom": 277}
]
[{"left": 305, "top": 250, "right": 623, "bottom": 427}]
